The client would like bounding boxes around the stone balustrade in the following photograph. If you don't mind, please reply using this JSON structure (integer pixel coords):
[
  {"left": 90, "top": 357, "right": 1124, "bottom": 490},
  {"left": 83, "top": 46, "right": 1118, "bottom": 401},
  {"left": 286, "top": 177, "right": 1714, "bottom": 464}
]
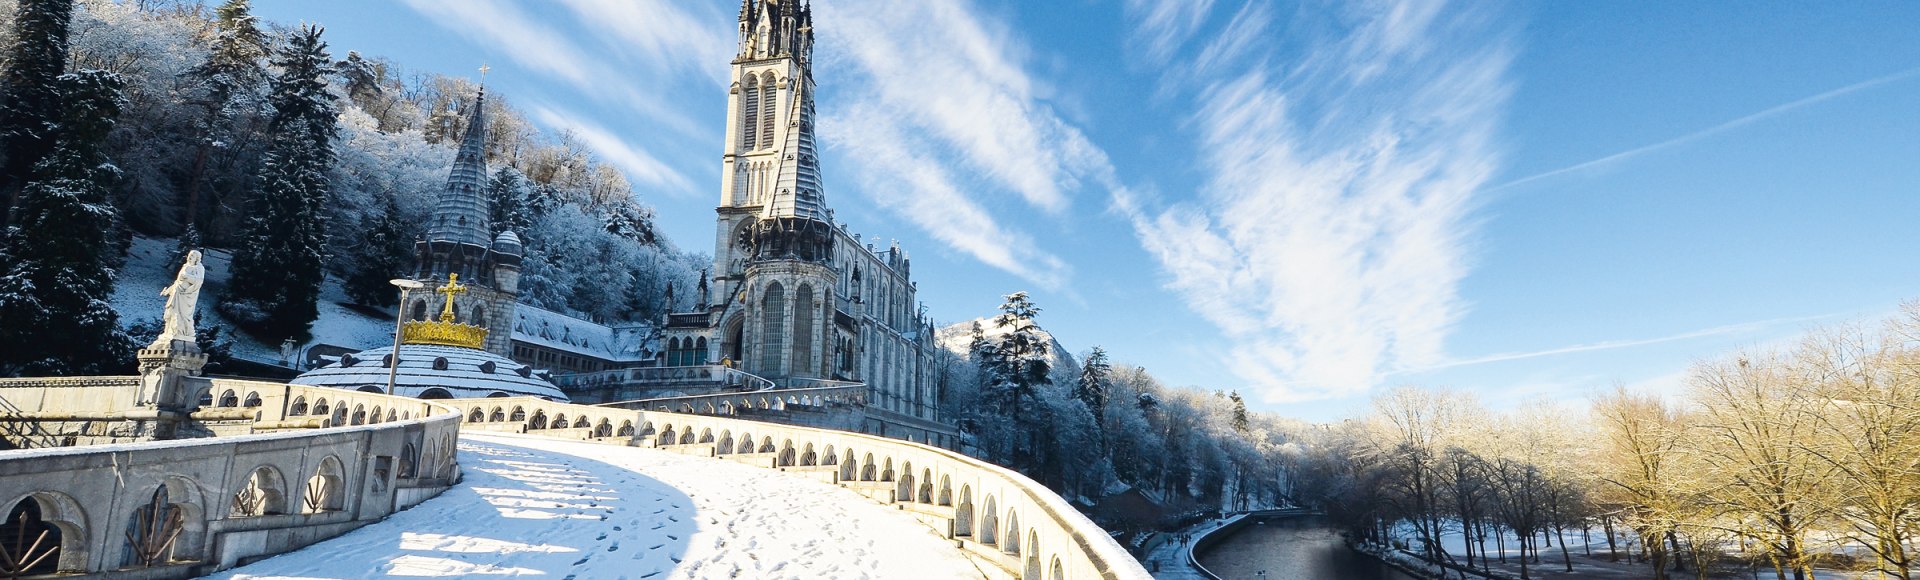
[
  {"left": 0, "top": 378, "right": 461, "bottom": 578},
  {"left": 598, "top": 383, "right": 868, "bottom": 415},
  {"left": 452, "top": 396, "right": 1151, "bottom": 580}
]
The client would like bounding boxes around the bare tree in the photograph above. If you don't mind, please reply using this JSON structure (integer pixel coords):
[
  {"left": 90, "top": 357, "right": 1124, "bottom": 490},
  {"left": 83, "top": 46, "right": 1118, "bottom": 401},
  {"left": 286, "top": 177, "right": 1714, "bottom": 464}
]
[
  {"left": 1592, "top": 386, "right": 1692, "bottom": 580},
  {"left": 1799, "top": 323, "right": 1920, "bottom": 580},
  {"left": 1687, "top": 351, "right": 1839, "bottom": 580}
]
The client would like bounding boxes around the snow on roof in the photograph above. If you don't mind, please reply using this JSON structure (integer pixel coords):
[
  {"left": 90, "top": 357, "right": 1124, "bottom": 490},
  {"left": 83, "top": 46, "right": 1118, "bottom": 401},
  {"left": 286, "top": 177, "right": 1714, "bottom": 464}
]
[
  {"left": 513, "top": 304, "right": 653, "bottom": 363},
  {"left": 293, "top": 344, "right": 568, "bottom": 401}
]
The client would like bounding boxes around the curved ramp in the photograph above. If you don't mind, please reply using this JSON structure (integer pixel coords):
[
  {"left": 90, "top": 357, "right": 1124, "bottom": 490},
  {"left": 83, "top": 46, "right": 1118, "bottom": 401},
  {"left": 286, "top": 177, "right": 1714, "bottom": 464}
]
[{"left": 212, "top": 433, "right": 985, "bottom": 579}]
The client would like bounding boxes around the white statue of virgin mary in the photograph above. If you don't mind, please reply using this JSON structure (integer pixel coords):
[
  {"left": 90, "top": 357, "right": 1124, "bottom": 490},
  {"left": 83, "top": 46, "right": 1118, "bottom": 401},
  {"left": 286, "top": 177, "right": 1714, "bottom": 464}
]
[{"left": 159, "top": 250, "right": 205, "bottom": 345}]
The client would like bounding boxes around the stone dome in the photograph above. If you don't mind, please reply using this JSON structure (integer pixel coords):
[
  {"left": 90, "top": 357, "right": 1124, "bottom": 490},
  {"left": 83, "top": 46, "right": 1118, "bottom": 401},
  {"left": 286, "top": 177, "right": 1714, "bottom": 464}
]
[
  {"left": 292, "top": 343, "right": 566, "bottom": 401},
  {"left": 491, "top": 230, "right": 524, "bottom": 256}
]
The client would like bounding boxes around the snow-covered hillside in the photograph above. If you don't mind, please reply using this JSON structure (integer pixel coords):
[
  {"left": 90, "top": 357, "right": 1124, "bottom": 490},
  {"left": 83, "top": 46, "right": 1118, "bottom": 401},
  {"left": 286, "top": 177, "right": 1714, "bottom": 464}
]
[
  {"left": 113, "top": 236, "right": 393, "bottom": 365},
  {"left": 936, "top": 318, "right": 1079, "bottom": 375},
  {"left": 210, "top": 434, "right": 986, "bottom": 579}
]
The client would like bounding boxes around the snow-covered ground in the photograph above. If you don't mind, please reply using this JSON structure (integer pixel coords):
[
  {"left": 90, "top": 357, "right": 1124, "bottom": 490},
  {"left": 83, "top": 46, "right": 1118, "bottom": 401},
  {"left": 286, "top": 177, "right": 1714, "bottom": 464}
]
[{"left": 211, "top": 434, "right": 986, "bottom": 579}]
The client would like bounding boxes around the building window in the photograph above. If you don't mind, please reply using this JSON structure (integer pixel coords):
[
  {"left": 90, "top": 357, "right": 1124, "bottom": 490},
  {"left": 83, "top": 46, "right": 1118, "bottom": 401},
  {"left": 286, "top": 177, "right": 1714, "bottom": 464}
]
[
  {"left": 741, "top": 75, "right": 759, "bottom": 150},
  {"left": 759, "top": 72, "right": 777, "bottom": 148}
]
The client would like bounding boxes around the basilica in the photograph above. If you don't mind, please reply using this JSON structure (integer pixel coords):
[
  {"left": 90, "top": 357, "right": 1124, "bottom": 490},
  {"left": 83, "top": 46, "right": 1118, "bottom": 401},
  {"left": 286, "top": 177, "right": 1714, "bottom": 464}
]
[
  {"left": 297, "top": 0, "right": 957, "bottom": 449},
  {"left": 643, "top": 0, "right": 953, "bottom": 447}
]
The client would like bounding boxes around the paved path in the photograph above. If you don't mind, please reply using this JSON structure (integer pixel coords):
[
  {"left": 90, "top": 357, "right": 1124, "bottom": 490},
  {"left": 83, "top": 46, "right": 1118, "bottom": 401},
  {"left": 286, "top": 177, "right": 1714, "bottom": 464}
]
[
  {"left": 1146, "top": 515, "right": 1245, "bottom": 579},
  {"left": 213, "top": 433, "right": 984, "bottom": 580}
]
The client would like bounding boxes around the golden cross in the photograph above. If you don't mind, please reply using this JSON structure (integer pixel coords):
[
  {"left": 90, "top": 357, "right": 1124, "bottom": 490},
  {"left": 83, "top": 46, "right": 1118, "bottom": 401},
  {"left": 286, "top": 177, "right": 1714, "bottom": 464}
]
[
  {"left": 479, "top": 63, "right": 491, "bottom": 86},
  {"left": 436, "top": 274, "right": 468, "bottom": 322}
]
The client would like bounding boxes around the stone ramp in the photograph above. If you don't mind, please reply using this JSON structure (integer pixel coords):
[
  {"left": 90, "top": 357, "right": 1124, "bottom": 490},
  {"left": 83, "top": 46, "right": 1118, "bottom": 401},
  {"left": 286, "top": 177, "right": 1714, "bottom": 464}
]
[{"left": 212, "top": 433, "right": 985, "bottom": 579}]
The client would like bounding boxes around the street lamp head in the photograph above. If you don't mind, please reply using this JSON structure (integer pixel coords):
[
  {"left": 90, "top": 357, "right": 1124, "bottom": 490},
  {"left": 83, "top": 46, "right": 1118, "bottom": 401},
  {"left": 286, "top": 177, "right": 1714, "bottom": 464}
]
[{"left": 390, "top": 278, "right": 425, "bottom": 290}]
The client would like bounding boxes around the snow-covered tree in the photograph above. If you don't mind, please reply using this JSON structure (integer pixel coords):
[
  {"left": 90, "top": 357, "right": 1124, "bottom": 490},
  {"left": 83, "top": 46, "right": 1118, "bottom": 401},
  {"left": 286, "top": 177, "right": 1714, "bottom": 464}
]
[
  {"left": 486, "top": 166, "right": 532, "bottom": 236},
  {"left": 985, "top": 291, "right": 1049, "bottom": 420},
  {"left": 0, "top": 0, "right": 74, "bottom": 226},
  {"left": 178, "top": 0, "right": 269, "bottom": 234},
  {"left": 342, "top": 193, "right": 413, "bottom": 307},
  {"left": 1077, "top": 345, "right": 1111, "bottom": 432},
  {"left": 0, "top": 69, "right": 131, "bottom": 376},
  {"left": 221, "top": 24, "right": 334, "bottom": 342},
  {"left": 1229, "top": 390, "right": 1248, "bottom": 435}
]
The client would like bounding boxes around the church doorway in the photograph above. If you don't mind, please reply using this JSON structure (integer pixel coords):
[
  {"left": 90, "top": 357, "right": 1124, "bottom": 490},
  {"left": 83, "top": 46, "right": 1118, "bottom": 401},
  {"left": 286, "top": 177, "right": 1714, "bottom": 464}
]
[{"left": 723, "top": 317, "right": 745, "bottom": 365}]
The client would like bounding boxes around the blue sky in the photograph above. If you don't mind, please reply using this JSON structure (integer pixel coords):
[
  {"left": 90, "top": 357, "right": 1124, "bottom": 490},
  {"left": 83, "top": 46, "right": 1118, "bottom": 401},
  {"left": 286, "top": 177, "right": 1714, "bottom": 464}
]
[{"left": 254, "top": 1, "right": 1920, "bottom": 421}]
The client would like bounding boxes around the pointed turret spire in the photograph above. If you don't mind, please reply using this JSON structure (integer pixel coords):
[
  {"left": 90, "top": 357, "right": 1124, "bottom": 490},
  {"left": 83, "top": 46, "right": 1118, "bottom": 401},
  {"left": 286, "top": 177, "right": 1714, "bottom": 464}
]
[{"left": 427, "top": 83, "right": 491, "bottom": 247}]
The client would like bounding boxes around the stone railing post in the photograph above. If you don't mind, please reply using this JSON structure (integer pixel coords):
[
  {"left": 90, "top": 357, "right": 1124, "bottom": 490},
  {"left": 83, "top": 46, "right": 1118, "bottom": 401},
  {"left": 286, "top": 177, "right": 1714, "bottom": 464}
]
[{"left": 135, "top": 338, "right": 208, "bottom": 439}]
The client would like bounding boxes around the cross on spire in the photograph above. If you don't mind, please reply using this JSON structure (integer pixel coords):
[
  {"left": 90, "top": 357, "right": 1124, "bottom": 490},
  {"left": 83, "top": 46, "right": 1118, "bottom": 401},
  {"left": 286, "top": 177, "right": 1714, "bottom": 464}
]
[{"left": 479, "top": 63, "right": 491, "bottom": 88}]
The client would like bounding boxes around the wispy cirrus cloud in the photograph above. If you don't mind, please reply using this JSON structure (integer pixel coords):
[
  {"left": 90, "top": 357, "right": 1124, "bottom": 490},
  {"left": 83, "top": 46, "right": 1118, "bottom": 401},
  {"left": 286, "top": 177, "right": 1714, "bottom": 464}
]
[
  {"left": 548, "top": 0, "right": 733, "bottom": 86},
  {"left": 1402, "top": 311, "right": 1843, "bottom": 375},
  {"left": 1119, "top": 0, "right": 1516, "bottom": 403},
  {"left": 394, "top": 0, "right": 707, "bottom": 140},
  {"left": 1492, "top": 65, "right": 1920, "bottom": 193},
  {"left": 1123, "top": 0, "right": 1218, "bottom": 66},
  {"left": 528, "top": 105, "right": 695, "bottom": 195},
  {"left": 813, "top": 0, "right": 1114, "bottom": 288}
]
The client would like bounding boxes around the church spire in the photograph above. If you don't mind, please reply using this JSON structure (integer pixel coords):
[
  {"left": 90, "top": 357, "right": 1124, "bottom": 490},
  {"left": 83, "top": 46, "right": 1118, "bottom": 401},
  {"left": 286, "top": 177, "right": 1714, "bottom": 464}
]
[
  {"left": 737, "top": 0, "right": 813, "bottom": 62},
  {"left": 427, "top": 83, "right": 491, "bottom": 247}
]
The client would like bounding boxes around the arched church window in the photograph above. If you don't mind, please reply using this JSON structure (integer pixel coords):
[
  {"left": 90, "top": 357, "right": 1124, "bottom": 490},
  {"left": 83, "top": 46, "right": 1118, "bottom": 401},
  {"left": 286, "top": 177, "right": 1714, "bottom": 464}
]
[
  {"left": 411, "top": 300, "right": 428, "bottom": 321},
  {"left": 794, "top": 285, "right": 815, "bottom": 375},
  {"left": 759, "top": 73, "right": 777, "bottom": 148},
  {"left": 472, "top": 305, "right": 486, "bottom": 328},
  {"left": 741, "top": 75, "right": 760, "bottom": 150},
  {"left": 759, "top": 283, "right": 786, "bottom": 376}
]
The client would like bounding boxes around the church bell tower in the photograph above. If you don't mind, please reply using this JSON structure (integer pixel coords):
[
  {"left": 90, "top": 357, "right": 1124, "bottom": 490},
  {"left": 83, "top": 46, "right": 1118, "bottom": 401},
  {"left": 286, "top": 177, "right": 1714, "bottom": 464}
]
[{"left": 709, "top": 0, "right": 836, "bottom": 381}]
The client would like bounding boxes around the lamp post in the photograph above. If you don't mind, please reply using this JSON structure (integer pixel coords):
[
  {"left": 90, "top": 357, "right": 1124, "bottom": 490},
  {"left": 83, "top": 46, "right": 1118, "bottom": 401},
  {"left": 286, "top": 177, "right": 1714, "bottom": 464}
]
[{"left": 387, "top": 278, "right": 425, "bottom": 395}]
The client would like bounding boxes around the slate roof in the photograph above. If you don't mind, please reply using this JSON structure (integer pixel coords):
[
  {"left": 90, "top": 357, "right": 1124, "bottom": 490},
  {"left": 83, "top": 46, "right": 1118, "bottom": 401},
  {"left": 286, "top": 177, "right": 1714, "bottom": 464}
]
[{"left": 292, "top": 344, "right": 568, "bottom": 401}]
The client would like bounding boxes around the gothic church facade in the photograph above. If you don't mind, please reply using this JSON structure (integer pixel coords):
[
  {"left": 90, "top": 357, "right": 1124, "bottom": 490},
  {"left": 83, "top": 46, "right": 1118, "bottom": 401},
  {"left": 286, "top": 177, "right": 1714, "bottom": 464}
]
[{"left": 663, "top": 0, "right": 956, "bottom": 446}]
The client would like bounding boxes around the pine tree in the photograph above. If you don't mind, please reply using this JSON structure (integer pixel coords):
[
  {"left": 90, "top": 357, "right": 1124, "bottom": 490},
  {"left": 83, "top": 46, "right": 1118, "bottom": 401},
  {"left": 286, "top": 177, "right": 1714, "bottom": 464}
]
[
  {"left": 221, "top": 25, "right": 336, "bottom": 343},
  {"left": 487, "top": 166, "right": 532, "bottom": 236},
  {"left": 343, "top": 194, "right": 413, "bottom": 307},
  {"left": 335, "top": 50, "right": 381, "bottom": 105},
  {"left": 181, "top": 0, "right": 269, "bottom": 234},
  {"left": 1229, "top": 390, "right": 1249, "bottom": 434},
  {"left": 0, "top": 0, "right": 74, "bottom": 227},
  {"left": 1077, "top": 345, "right": 1111, "bottom": 430},
  {"left": 987, "top": 291, "right": 1050, "bottom": 428},
  {"left": 0, "top": 70, "right": 131, "bottom": 376}
]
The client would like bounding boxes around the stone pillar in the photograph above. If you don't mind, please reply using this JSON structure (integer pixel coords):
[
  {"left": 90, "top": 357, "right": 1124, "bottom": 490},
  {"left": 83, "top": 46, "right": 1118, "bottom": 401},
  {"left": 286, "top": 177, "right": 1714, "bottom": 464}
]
[{"left": 137, "top": 339, "right": 208, "bottom": 413}]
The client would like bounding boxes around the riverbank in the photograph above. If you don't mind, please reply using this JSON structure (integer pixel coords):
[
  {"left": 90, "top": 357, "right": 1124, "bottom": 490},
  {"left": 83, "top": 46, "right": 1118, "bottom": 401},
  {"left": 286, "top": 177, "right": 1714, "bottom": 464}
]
[{"left": 1141, "top": 515, "right": 1243, "bottom": 578}]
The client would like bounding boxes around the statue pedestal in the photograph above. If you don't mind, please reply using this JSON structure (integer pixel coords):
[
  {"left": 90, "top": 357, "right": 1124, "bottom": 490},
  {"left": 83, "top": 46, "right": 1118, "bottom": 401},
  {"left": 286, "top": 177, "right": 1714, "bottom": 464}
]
[{"left": 138, "top": 339, "right": 208, "bottom": 414}]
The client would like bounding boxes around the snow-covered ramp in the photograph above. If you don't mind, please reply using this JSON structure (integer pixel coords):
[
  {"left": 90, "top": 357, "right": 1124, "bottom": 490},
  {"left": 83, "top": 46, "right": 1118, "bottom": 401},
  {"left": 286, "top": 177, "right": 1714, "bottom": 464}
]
[{"left": 212, "top": 433, "right": 984, "bottom": 579}]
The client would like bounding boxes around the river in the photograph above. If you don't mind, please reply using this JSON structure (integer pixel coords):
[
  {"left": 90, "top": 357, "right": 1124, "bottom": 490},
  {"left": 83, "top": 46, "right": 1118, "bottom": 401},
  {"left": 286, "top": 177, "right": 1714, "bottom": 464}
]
[{"left": 1194, "top": 517, "right": 1420, "bottom": 580}]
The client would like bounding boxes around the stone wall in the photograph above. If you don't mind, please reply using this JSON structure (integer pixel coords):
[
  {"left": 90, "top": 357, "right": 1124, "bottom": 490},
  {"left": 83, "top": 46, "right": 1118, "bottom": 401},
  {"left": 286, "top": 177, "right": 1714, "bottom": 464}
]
[{"left": 0, "top": 379, "right": 461, "bottom": 578}]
